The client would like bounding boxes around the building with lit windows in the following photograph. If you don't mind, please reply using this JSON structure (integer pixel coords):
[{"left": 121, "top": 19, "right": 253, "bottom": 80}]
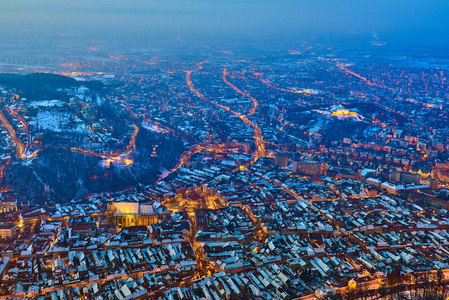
[
  {"left": 0, "top": 198, "right": 17, "bottom": 214},
  {"left": 107, "top": 200, "right": 169, "bottom": 228},
  {"left": 0, "top": 224, "right": 18, "bottom": 239}
]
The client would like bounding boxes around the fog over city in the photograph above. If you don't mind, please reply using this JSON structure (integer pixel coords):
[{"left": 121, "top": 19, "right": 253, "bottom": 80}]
[{"left": 0, "top": 0, "right": 448, "bottom": 50}]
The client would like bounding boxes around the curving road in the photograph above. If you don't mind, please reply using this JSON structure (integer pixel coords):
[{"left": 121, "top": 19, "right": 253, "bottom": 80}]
[
  {"left": 71, "top": 124, "right": 139, "bottom": 159},
  {"left": 0, "top": 108, "right": 39, "bottom": 159},
  {"left": 186, "top": 67, "right": 267, "bottom": 157},
  {"left": 223, "top": 68, "right": 258, "bottom": 116}
]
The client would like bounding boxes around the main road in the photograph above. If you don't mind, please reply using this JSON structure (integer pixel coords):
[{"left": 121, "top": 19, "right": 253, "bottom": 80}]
[
  {"left": 186, "top": 66, "right": 267, "bottom": 157},
  {"left": 0, "top": 108, "right": 39, "bottom": 159},
  {"left": 338, "top": 64, "right": 394, "bottom": 91},
  {"left": 70, "top": 124, "right": 139, "bottom": 160},
  {"left": 222, "top": 68, "right": 258, "bottom": 116}
]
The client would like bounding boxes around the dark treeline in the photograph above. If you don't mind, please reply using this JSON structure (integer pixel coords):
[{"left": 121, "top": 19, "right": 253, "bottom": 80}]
[{"left": 0, "top": 73, "right": 103, "bottom": 100}]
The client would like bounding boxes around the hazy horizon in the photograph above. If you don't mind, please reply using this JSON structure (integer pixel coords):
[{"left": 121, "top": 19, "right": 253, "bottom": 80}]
[{"left": 0, "top": 0, "right": 448, "bottom": 51}]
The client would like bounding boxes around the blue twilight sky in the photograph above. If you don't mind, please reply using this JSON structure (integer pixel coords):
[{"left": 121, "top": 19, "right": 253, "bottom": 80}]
[{"left": 0, "top": 0, "right": 447, "bottom": 47}]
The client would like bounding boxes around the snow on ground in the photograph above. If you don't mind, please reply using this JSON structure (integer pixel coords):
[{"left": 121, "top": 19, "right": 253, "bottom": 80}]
[
  {"left": 29, "top": 111, "right": 88, "bottom": 133},
  {"left": 75, "top": 86, "right": 93, "bottom": 102},
  {"left": 29, "top": 100, "right": 64, "bottom": 108},
  {"left": 308, "top": 119, "right": 325, "bottom": 134},
  {"left": 363, "top": 126, "right": 381, "bottom": 137},
  {"left": 142, "top": 121, "right": 168, "bottom": 133},
  {"left": 158, "top": 168, "right": 171, "bottom": 180}
]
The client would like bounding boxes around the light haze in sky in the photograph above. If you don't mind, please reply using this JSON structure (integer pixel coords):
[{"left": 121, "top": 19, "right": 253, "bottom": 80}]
[{"left": 0, "top": 0, "right": 447, "bottom": 48}]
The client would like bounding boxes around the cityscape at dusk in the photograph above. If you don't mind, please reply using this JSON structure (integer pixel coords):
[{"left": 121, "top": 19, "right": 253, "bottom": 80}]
[{"left": 0, "top": 1, "right": 449, "bottom": 299}]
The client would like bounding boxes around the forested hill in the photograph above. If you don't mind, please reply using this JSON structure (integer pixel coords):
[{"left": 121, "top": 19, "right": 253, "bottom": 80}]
[{"left": 0, "top": 73, "right": 104, "bottom": 100}]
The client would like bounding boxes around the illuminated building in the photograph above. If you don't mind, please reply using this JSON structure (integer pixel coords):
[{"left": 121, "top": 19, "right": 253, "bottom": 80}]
[
  {"left": 0, "top": 224, "right": 18, "bottom": 239},
  {"left": 20, "top": 208, "right": 50, "bottom": 224},
  {"left": 348, "top": 279, "right": 357, "bottom": 289},
  {"left": 331, "top": 109, "right": 358, "bottom": 118},
  {"left": 416, "top": 141, "right": 427, "bottom": 151},
  {"left": 435, "top": 164, "right": 449, "bottom": 184},
  {"left": 0, "top": 198, "right": 17, "bottom": 214},
  {"left": 107, "top": 200, "right": 168, "bottom": 228},
  {"left": 426, "top": 178, "right": 439, "bottom": 190}
]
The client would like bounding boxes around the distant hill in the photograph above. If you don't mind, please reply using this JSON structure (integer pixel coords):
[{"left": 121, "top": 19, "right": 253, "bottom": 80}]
[
  {"left": 0, "top": 72, "right": 104, "bottom": 100},
  {"left": 344, "top": 102, "right": 407, "bottom": 125}
]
